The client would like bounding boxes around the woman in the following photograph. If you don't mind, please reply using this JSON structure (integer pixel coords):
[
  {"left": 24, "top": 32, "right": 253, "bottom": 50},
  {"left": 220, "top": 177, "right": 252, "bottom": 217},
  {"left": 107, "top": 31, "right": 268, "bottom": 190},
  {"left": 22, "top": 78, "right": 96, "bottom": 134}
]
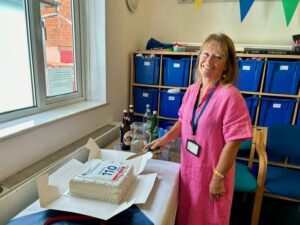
[{"left": 145, "top": 33, "right": 252, "bottom": 225}]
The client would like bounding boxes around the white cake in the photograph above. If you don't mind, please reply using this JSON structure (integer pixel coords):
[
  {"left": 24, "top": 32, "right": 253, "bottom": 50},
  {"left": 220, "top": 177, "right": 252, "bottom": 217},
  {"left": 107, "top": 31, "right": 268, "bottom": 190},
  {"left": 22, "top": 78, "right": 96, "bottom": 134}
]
[{"left": 69, "top": 159, "right": 135, "bottom": 203}]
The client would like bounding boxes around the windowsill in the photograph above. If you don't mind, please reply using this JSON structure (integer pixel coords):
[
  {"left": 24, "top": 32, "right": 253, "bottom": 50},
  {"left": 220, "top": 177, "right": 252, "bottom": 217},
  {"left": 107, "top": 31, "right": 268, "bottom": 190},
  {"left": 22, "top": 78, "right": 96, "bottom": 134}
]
[{"left": 0, "top": 101, "right": 108, "bottom": 141}]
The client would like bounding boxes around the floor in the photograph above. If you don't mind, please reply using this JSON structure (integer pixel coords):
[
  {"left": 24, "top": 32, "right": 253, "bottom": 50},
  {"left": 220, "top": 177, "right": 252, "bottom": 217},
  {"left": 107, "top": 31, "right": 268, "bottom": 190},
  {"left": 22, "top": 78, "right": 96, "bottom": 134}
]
[
  {"left": 230, "top": 192, "right": 300, "bottom": 225},
  {"left": 107, "top": 138, "right": 300, "bottom": 225}
]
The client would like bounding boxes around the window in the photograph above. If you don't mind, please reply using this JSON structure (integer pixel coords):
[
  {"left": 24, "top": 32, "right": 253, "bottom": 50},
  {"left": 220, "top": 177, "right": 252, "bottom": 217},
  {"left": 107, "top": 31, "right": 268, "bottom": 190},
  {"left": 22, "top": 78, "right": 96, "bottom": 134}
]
[{"left": 0, "top": 0, "right": 83, "bottom": 122}]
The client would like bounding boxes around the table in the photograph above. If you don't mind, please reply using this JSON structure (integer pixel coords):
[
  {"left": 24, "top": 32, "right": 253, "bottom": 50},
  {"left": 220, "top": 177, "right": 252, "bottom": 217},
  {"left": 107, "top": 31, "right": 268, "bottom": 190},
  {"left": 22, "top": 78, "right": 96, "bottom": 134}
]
[{"left": 12, "top": 159, "right": 180, "bottom": 225}]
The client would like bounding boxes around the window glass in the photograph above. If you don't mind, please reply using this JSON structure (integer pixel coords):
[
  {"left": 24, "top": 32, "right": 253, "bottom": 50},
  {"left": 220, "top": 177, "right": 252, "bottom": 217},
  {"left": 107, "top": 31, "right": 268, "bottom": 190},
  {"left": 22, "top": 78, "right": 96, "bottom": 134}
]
[
  {"left": 0, "top": 0, "right": 83, "bottom": 122},
  {"left": 40, "top": 0, "right": 77, "bottom": 97},
  {"left": 0, "top": 0, "right": 35, "bottom": 114}
]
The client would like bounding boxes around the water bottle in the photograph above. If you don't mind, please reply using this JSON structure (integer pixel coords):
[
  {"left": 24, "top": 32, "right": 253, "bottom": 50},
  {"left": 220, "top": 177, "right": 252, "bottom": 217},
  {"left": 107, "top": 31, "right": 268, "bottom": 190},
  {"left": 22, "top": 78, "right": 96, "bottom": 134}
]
[
  {"left": 150, "top": 110, "right": 158, "bottom": 142},
  {"left": 143, "top": 104, "right": 152, "bottom": 142}
]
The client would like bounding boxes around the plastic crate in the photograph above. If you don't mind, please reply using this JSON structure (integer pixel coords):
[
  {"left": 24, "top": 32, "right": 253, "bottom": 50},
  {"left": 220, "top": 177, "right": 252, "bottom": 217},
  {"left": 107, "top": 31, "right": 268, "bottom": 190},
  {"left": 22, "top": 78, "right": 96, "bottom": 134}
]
[
  {"left": 237, "top": 60, "right": 264, "bottom": 91},
  {"left": 159, "top": 120, "right": 175, "bottom": 130},
  {"left": 244, "top": 96, "right": 259, "bottom": 123},
  {"left": 258, "top": 97, "right": 296, "bottom": 127},
  {"left": 135, "top": 56, "right": 160, "bottom": 85},
  {"left": 133, "top": 88, "right": 158, "bottom": 114},
  {"left": 288, "top": 156, "right": 300, "bottom": 166},
  {"left": 267, "top": 152, "right": 286, "bottom": 163},
  {"left": 160, "top": 91, "right": 184, "bottom": 118},
  {"left": 192, "top": 58, "right": 198, "bottom": 83},
  {"left": 297, "top": 108, "right": 300, "bottom": 126},
  {"left": 163, "top": 58, "right": 190, "bottom": 87},
  {"left": 264, "top": 61, "right": 300, "bottom": 94}
]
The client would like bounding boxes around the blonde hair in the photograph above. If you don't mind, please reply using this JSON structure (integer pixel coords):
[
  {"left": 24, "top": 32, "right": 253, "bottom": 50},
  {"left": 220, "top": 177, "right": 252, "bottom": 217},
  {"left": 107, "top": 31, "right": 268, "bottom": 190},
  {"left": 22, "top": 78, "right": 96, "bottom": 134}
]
[{"left": 194, "top": 33, "right": 238, "bottom": 85}]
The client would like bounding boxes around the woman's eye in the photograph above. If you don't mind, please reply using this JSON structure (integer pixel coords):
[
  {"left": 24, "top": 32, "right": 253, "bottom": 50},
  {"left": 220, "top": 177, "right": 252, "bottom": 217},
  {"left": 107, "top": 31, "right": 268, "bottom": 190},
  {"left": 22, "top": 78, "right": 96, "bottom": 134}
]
[{"left": 202, "top": 52, "right": 209, "bottom": 57}]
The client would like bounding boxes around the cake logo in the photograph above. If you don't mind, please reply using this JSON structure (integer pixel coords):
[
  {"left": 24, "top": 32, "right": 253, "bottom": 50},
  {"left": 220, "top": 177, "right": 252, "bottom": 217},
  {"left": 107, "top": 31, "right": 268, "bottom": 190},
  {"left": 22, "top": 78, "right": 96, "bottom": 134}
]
[
  {"left": 78, "top": 161, "right": 125, "bottom": 182},
  {"left": 111, "top": 166, "right": 125, "bottom": 181}
]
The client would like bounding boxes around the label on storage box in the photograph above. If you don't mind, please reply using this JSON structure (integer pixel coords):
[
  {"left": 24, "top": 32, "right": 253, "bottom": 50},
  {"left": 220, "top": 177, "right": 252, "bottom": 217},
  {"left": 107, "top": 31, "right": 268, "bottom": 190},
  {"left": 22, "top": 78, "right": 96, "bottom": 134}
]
[
  {"left": 173, "top": 63, "right": 180, "bottom": 68},
  {"left": 242, "top": 65, "right": 251, "bottom": 71},
  {"left": 143, "top": 93, "right": 149, "bottom": 97},
  {"left": 273, "top": 103, "right": 281, "bottom": 109},
  {"left": 168, "top": 96, "right": 175, "bottom": 101},
  {"left": 280, "top": 65, "right": 289, "bottom": 71},
  {"left": 144, "top": 61, "right": 151, "bottom": 66}
]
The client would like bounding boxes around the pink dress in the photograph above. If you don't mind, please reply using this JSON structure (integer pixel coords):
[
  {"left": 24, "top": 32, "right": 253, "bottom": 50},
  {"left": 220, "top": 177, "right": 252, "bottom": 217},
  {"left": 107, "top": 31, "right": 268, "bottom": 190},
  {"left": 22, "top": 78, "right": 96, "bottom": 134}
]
[{"left": 176, "top": 83, "right": 252, "bottom": 225}]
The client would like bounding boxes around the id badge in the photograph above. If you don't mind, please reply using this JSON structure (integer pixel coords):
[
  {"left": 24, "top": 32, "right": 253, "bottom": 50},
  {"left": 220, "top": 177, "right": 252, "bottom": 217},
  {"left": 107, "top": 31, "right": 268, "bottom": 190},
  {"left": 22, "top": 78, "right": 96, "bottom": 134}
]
[{"left": 186, "top": 139, "right": 201, "bottom": 156}]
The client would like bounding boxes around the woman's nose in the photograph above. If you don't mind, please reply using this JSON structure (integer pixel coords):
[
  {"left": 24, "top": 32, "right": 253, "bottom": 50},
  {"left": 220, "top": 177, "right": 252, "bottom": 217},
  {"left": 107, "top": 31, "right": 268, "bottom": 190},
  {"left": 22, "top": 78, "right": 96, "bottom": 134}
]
[{"left": 206, "top": 55, "right": 214, "bottom": 64}]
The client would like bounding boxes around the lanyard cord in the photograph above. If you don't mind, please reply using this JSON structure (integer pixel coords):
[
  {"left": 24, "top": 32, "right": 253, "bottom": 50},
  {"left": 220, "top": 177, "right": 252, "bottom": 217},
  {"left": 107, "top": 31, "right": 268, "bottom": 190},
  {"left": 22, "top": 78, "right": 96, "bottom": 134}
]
[{"left": 191, "top": 81, "right": 220, "bottom": 135}]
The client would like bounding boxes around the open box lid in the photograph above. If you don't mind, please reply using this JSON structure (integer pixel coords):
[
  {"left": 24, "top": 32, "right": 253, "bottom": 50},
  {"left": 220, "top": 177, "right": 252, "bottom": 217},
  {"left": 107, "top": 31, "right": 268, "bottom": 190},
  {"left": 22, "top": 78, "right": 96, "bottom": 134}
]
[{"left": 37, "top": 138, "right": 157, "bottom": 220}]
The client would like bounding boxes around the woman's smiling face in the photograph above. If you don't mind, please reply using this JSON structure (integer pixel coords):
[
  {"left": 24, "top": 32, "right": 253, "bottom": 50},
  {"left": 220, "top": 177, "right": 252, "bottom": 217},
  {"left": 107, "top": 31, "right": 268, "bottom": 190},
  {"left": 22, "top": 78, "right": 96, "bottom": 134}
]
[{"left": 198, "top": 41, "right": 228, "bottom": 82}]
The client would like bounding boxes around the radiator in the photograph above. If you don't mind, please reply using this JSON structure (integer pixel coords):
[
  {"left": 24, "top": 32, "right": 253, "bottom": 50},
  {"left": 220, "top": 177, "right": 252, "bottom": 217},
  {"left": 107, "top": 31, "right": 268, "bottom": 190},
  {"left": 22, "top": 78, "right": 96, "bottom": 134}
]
[{"left": 0, "top": 123, "right": 120, "bottom": 224}]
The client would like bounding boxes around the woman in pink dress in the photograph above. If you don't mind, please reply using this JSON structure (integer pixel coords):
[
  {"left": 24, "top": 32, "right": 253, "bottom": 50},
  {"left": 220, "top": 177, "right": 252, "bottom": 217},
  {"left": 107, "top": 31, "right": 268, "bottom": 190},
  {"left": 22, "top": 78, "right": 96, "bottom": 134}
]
[{"left": 145, "top": 33, "right": 252, "bottom": 225}]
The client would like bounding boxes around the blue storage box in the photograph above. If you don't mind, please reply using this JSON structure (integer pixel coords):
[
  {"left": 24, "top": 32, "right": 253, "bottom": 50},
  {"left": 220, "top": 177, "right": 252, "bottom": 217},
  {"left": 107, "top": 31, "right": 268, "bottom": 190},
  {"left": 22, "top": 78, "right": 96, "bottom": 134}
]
[
  {"left": 297, "top": 107, "right": 300, "bottom": 126},
  {"left": 288, "top": 156, "right": 300, "bottom": 166},
  {"left": 159, "top": 120, "right": 175, "bottom": 130},
  {"left": 267, "top": 152, "right": 286, "bottom": 163},
  {"left": 264, "top": 61, "right": 300, "bottom": 94},
  {"left": 192, "top": 58, "right": 198, "bottom": 83},
  {"left": 237, "top": 60, "right": 264, "bottom": 91},
  {"left": 160, "top": 91, "right": 184, "bottom": 118},
  {"left": 163, "top": 58, "right": 190, "bottom": 87},
  {"left": 244, "top": 96, "right": 258, "bottom": 123},
  {"left": 135, "top": 56, "right": 160, "bottom": 85},
  {"left": 258, "top": 97, "right": 296, "bottom": 127},
  {"left": 133, "top": 88, "right": 158, "bottom": 114}
]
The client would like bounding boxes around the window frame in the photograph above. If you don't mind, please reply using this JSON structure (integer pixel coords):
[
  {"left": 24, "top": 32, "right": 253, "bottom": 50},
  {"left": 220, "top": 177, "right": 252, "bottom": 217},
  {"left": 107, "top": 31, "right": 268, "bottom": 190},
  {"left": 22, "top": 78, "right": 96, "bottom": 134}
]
[{"left": 0, "top": 0, "right": 85, "bottom": 123}]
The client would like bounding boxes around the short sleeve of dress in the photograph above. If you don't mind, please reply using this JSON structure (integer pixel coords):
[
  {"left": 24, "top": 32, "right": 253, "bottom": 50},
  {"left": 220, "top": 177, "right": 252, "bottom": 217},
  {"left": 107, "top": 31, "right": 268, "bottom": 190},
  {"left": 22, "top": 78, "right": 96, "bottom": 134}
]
[
  {"left": 178, "top": 85, "right": 193, "bottom": 122},
  {"left": 223, "top": 88, "right": 253, "bottom": 142}
]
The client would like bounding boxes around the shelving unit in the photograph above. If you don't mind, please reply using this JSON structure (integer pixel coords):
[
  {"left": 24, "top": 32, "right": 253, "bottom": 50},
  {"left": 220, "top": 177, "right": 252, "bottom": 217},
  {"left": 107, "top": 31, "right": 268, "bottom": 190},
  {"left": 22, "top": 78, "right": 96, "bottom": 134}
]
[{"left": 129, "top": 50, "right": 300, "bottom": 128}]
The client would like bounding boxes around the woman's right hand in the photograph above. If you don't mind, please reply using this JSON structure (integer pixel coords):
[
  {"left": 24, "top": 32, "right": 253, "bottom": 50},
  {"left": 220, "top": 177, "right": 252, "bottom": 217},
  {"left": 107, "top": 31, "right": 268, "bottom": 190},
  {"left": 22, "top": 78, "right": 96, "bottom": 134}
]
[{"left": 143, "top": 136, "right": 169, "bottom": 154}]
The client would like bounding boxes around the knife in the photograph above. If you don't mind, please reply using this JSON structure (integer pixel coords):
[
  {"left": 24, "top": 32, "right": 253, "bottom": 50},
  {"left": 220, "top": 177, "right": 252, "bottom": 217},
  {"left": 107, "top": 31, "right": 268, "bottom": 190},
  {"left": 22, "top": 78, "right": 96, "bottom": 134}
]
[{"left": 126, "top": 147, "right": 159, "bottom": 160}]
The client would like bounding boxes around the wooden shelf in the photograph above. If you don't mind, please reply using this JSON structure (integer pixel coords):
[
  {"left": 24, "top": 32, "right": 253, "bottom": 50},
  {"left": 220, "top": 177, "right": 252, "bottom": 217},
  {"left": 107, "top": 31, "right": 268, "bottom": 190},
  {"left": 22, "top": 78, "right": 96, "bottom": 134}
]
[{"left": 130, "top": 50, "right": 300, "bottom": 126}]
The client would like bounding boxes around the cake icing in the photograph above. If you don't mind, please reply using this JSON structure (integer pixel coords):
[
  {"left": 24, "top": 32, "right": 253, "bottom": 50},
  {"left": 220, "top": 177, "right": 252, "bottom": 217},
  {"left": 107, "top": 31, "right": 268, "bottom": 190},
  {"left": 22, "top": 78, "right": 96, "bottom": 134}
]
[{"left": 69, "top": 159, "right": 135, "bottom": 203}]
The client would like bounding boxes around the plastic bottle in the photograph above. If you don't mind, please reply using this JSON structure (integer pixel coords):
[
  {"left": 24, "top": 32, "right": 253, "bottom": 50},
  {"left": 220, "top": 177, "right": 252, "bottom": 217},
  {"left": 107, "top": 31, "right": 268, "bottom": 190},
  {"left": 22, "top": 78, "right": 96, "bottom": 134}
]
[
  {"left": 143, "top": 104, "right": 152, "bottom": 142},
  {"left": 150, "top": 110, "right": 158, "bottom": 142}
]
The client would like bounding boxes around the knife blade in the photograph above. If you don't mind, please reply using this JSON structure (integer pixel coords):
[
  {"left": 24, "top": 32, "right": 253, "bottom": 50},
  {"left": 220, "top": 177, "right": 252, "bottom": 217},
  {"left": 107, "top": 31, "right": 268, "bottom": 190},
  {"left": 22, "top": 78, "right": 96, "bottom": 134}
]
[{"left": 126, "top": 147, "right": 158, "bottom": 160}]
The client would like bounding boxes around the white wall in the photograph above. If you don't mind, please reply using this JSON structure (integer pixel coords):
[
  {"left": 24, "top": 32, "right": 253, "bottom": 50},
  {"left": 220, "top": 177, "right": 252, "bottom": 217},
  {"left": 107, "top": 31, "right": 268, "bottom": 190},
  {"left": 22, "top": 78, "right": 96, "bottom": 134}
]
[
  {"left": 1, "top": 0, "right": 299, "bottom": 180},
  {"left": 134, "top": 0, "right": 300, "bottom": 46}
]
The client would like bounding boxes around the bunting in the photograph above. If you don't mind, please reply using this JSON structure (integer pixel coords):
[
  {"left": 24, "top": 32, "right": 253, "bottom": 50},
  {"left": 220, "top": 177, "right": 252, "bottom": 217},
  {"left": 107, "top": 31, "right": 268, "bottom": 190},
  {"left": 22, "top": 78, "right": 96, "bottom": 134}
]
[
  {"left": 192, "top": 0, "right": 299, "bottom": 27},
  {"left": 239, "top": 0, "right": 255, "bottom": 22},
  {"left": 194, "top": 0, "right": 203, "bottom": 9},
  {"left": 282, "top": 0, "right": 299, "bottom": 26}
]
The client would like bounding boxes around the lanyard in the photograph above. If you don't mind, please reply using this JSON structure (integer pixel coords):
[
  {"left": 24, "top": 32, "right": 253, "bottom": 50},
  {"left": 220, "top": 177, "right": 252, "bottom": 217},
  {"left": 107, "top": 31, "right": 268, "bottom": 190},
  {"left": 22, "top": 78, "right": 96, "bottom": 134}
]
[{"left": 191, "top": 81, "right": 219, "bottom": 136}]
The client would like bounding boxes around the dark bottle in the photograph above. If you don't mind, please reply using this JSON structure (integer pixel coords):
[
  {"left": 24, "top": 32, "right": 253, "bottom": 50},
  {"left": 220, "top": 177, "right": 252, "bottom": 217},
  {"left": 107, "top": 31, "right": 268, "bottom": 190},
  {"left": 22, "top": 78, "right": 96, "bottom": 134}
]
[
  {"left": 121, "top": 109, "right": 132, "bottom": 151},
  {"left": 128, "top": 104, "right": 134, "bottom": 126},
  {"left": 120, "top": 109, "right": 128, "bottom": 144}
]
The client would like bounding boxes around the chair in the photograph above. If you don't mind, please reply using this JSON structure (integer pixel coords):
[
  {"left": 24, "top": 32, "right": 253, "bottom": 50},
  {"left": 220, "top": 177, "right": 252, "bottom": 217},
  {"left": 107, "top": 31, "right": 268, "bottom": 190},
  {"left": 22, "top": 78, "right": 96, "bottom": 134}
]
[
  {"left": 234, "top": 128, "right": 268, "bottom": 225},
  {"left": 261, "top": 125, "right": 300, "bottom": 202}
]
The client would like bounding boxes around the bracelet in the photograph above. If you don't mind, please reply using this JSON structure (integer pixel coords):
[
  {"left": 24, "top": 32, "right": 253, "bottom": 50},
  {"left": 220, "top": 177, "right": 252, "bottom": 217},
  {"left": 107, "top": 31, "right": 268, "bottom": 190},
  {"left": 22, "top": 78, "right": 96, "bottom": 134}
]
[{"left": 213, "top": 169, "right": 225, "bottom": 179}]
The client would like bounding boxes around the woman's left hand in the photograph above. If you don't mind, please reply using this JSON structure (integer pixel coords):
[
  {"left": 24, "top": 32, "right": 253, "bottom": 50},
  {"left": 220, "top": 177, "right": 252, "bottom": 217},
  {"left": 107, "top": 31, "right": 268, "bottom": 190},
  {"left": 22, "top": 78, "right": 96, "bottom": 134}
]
[{"left": 209, "top": 176, "right": 225, "bottom": 201}]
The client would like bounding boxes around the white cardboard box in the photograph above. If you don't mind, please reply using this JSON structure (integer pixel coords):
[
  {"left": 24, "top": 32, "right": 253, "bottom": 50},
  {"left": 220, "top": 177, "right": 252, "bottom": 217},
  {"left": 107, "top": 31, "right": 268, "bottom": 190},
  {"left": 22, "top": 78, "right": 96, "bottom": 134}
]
[{"left": 36, "top": 138, "right": 157, "bottom": 220}]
